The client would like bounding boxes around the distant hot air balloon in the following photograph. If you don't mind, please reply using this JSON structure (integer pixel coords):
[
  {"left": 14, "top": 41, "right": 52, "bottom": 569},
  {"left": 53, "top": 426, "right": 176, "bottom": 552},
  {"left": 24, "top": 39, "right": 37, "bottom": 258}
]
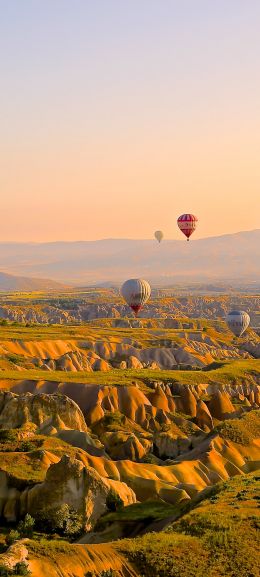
[
  {"left": 177, "top": 214, "right": 198, "bottom": 241},
  {"left": 120, "top": 278, "right": 151, "bottom": 316},
  {"left": 226, "top": 310, "right": 250, "bottom": 337},
  {"left": 154, "top": 230, "right": 164, "bottom": 243}
]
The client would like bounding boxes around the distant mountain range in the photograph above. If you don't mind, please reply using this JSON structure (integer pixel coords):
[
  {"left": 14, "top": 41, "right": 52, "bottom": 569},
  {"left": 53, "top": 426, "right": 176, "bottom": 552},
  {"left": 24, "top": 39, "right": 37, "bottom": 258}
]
[
  {"left": 0, "top": 272, "right": 67, "bottom": 291},
  {"left": 0, "top": 229, "right": 258, "bottom": 285}
]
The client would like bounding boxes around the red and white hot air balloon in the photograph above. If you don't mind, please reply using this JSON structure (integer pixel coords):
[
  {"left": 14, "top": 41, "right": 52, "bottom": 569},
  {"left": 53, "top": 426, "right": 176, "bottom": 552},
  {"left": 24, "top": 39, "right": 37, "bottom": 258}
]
[
  {"left": 120, "top": 278, "right": 151, "bottom": 316},
  {"left": 177, "top": 214, "right": 198, "bottom": 241}
]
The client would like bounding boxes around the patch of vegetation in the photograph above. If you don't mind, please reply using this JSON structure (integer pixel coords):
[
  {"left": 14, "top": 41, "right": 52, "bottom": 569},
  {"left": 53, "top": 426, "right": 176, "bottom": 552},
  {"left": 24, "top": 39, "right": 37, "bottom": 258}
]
[
  {"left": 0, "top": 431, "right": 43, "bottom": 454},
  {"left": 101, "top": 412, "right": 125, "bottom": 430},
  {"left": 142, "top": 452, "right": 160, "bottom": 464},
  {"left": 13, "top": 563, "right": 31, "bottom": 576},
  {"left": 120, "top": 532, "right": 208, "bottom": 577},
  {"left": 18, "top": 514, "right": 35, "bottom": 538},
  {"left": 96, "top": 500, "right": 180, "bottom": 532},
  {"left": 0, "top": 563, "right": 31, "bottom": 576},
  {"left": 106, "top": 491, "right": 124, "bottom": 513},
  {"left": 171, "top": 414, "right": 196, "bottom": 436},
  {"left": 0, "top": 358, "right": 258, "bottom": 389},
  {"left": 0, "top": 453, "right": 45, "bottom": 485},
  {"left": 18, "top": 441, "right": 40, "bottom": 453},
  {"left": 27, "top": 538, "right": 73, "bottom": 559},
  {"left": 35, "top": 504, "right": 83, "bottom": 537},
  {"left": 2, "top": 431, "right": 19, "bottom": 445},
  {"left": 119, "top": 473, "right": 260, "bottom": 577},
  {"left": 216, "top": 410, "right": 260, "bottom": 445},
  {"left": 5, "top": 529, "right": 20, "bottom": 547},
  {"left": 6, "top": 354, "right": 25, "bottom": 367},
  {"left": 202, "top": 360, "right": 227, "bottom": 371}
]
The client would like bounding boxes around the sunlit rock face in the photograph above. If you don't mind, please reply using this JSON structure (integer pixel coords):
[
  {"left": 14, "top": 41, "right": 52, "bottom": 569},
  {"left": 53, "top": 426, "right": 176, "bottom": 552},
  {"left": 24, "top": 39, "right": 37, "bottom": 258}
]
[{"left": 0, "top": 391, "right": 88, "bottom": 433}]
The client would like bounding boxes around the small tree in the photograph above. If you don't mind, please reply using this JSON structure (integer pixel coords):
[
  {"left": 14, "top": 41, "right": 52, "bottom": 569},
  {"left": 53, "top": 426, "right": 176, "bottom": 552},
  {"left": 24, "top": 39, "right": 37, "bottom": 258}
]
[
  {"left": 18, "top": 514, "right": 35, "bottom": 538},
  {"left": 36, "top": 504, "right": 83, "bottom": 537},
  {"left": 105, "top": 491, "right": 123, "bottom": 513},
  {"left": 5, "top": 529, "right": 20, "bottom": 547},
  {"left": 13, "top": 561, "right": 31, "bottom": 575},
  {"left": 63, "top": 508, "right": 83, "bottom": 537}
]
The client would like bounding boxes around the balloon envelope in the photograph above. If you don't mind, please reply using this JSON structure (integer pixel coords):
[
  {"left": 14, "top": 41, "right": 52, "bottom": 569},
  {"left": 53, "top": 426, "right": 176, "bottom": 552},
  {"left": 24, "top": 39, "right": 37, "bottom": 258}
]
[
  {"left": 177, "top": 214, "right": 197, "bottom": 240},
  {"left": 154, "top": 230, "right": 164, "bottom": 243},
  {"left": 226, "top": 310, "right": 250, "bottom": 337},
  {"left": 120, "top": 278, "right": 151, "bottom": 316}
]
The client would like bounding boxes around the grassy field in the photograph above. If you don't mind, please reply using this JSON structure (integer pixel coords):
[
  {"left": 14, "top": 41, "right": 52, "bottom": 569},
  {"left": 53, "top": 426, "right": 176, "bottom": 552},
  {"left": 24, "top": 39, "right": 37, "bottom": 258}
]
[
  {"left": 119, "top": 472, "right": 260, "bottom": 577},
  {"left": 0, "top": 359, "right": 258, "bottom": 388},
  {"left": 0, "top": 318, "right": 232, "bottom": 341}
]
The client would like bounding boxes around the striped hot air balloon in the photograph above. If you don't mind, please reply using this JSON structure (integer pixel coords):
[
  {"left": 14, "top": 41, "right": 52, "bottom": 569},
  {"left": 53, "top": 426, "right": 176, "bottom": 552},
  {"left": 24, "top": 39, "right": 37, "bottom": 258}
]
[
  {"left": 120, "top": 278, "right": 151, "bottom": 316},
  {"left": 226, "top": 310, "right": 250, "bottom": 337},
  {"left": 177, "top": 214, "right": 198, "bottom": 240}
]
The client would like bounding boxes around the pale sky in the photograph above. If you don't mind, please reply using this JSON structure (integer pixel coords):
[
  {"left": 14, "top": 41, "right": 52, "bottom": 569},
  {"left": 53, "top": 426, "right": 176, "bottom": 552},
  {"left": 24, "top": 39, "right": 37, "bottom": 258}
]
[{"left": 0, "top": 0, "right": 259, "bottom": 241}]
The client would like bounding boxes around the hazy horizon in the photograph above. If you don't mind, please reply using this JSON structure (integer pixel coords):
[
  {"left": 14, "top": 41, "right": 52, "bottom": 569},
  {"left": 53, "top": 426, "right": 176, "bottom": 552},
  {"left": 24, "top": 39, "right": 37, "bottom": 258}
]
[
  {"left": 0, "top": 229, "right": 258, "bottom": 284},
  {"left": 0, "top": 227, "right": 258, "bottom": 244},
  {"left": 1, "top": 0, "right": 260, "bottom": 242}
]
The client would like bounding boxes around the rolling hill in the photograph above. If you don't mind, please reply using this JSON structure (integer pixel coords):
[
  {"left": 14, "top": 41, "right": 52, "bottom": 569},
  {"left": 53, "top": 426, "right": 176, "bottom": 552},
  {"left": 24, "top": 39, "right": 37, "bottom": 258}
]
[
  {"left": 0, "top": 272, "right": 68, "bottom": 291},
  {"left": 0, "top": 229, "right": 258, "bottom": 284}
]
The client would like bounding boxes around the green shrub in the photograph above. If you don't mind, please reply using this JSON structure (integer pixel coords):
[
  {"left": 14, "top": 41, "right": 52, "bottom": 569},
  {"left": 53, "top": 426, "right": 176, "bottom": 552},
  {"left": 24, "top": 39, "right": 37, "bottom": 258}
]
[
  {"left": 102, "top": 412, "right": 124, "bottom": 430},
  {"left": 6, "top": 354, "right": 25, "bottom": 366},
  {"left": 106, "top": 491, "right": 124, "bottom": 513},
  {"left": 18, "top": 442, "right": 35, "bottom": 453},
  {"left": 63, "top": 508, "right": 83, "bottom": 537},
  {"left": 13, "top": 562, "right": 31, "bottom": 575},
  {"left": 35, "top": 504, "right": 83, "bottom": 537},
  {"left": 0, "top": 430, "right": 18, "bottom": 443},
  {"left": 18, "top": 514, "right": 35, "bottom": 538},
  {"left": 5, "top": 529, "right": 20, "bottom": 547},
  {"left": 17, "top": 439, "right": 42, "bottom": 452}
]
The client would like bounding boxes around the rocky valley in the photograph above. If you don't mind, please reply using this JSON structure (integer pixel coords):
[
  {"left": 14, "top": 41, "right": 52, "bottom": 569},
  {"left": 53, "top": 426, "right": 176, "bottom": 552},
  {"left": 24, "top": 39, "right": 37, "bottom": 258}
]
[{"left": 0, "top": 290, "right": 258, "bottom": 576}]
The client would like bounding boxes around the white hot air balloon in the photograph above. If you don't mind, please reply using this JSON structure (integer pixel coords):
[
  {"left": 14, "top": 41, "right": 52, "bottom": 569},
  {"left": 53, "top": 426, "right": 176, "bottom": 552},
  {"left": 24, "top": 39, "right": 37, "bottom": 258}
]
[
  {"left": 226, "top": 310, "right": 250, "bottom": 337},
  {"left": 154, "top": 230, "right": 164, "bottom": 243},
  {"left": 120, "top": 278, "right": 151, "bottom": 316}
]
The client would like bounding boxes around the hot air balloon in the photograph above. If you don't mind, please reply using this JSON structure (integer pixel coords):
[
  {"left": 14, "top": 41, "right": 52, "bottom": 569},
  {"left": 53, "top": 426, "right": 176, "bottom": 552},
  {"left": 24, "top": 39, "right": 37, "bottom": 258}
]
[
  {"left": 154, "top": 230, "right": 164, "bottom": 243},
  {"left": 177, "top": 214, "right": 198, "bottom": 241},
  {"left": 226, "top": 310, "right": 250, "bottom": 337},
  {"left": 120, "top": 278, "right": 151, "bottom": 316}
]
